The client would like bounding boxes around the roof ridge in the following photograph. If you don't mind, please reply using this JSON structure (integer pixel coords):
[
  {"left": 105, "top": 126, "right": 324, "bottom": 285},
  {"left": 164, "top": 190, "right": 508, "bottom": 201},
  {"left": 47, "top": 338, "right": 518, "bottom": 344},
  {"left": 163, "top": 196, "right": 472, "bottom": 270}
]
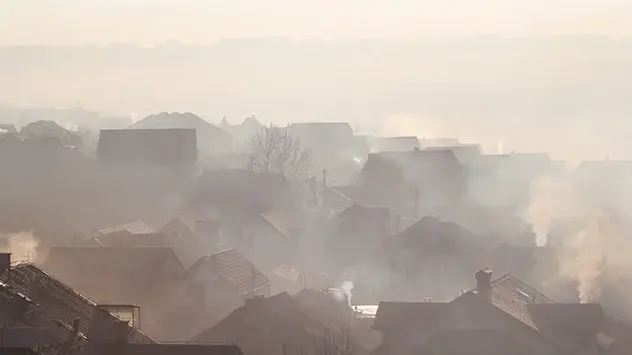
[{"left": 491, "top": 273, "right": 554, "bottom": 302}]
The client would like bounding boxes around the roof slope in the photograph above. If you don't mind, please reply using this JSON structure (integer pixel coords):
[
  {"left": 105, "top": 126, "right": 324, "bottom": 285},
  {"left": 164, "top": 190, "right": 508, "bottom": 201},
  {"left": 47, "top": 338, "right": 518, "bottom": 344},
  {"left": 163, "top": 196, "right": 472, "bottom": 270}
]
[
  {"left": 96, "top": 221, "right": 156, "bottom": 236},
  {"left": 476, "top": 273, "right": 616, "bottom": 350},
  {"left": 295, "top": 289, "right": 381, "bottom": 351},
  {"left": 0, "top": 263, "right": 154, "bottom": 344},
  {"left": 188, "top": 248, "right": 270, "bottom": 297},
  {"left": 130, "top": 112, "right": 233, "bottom": 154},
  {"left": 261, "top": 208, "right": 303, "bottom": 242},
  {"left": 130, "top": 112, "right": 220, "bottom": 132},
  {"left": 191, "top": 292, "right": 365, "bottom": 355}
]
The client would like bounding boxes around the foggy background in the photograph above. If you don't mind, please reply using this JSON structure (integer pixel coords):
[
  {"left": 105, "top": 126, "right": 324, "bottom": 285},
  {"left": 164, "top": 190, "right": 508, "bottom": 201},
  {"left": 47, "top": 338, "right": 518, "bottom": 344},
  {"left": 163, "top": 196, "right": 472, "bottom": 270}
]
[{"left": 1, "top": 1, "right": 632, "bottom": 162}]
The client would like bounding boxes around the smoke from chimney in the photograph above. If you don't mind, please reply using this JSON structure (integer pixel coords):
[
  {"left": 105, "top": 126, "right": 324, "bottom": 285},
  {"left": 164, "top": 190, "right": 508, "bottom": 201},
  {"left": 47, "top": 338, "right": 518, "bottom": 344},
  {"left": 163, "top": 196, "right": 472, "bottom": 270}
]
[
  {"left": 1, "top": 231, "right": 39, "bottom": 263},
  {"left": 332, "top": 281, "right": 354, "bottom": 308}
]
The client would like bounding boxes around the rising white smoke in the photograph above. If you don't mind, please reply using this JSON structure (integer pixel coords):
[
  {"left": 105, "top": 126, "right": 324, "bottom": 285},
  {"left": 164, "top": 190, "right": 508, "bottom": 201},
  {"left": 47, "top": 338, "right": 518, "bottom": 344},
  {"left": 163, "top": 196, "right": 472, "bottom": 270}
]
[
  {"left": 0, "top": 231, "right": 40, "bottom": 262},
  {"left": 526, "top": 173, "right": 581, "bottom": 246},
  {"left": 332, "top": 281, "right": 354, "bottom": 308}
]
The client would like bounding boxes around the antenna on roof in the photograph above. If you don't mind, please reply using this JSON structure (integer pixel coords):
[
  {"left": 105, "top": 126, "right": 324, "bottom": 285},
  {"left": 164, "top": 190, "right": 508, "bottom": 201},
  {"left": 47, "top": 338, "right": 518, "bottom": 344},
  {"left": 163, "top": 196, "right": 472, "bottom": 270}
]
[
  {"left": 250, "top": 262, "right": 256, "bottom": 298},
  {"left": 301, "top": 263, "right": 307, "bottom": 290}
]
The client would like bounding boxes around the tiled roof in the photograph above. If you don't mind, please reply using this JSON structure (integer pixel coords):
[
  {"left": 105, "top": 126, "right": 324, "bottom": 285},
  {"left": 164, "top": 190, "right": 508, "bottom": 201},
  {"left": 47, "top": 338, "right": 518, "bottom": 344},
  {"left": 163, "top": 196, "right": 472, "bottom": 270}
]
[
  {"left": 478, "top": 273, "right": 616, "bottom": 350},
  {"left": 96, "top": 221, "right": 156, "bottom": 236},
  {"left": 295, "top": 289, "right": 381, "bottom": 351},
  {"left": 261, "top": 209, "right": 302, "bottom": 241},
  {"left": 191, "top": 292, "right": 365, "bottom": 355},
  {"left": 189, "top": 248, "right": 270, "bottom": 297},
  {"left": 0, "top": 263, "right": 154, "bottom": 344},
  {"left": 323, "top": 186, "right": 355, "bottom": 213}
]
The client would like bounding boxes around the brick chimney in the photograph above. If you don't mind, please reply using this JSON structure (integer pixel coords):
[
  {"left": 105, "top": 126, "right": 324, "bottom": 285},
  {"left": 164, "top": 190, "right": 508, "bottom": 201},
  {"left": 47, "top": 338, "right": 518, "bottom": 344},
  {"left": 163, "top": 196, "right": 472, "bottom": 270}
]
[
  {"left": 0, "top": 253, "right": 11, "bottom": 276},
  {"left": 475, "top": 269, "right": 493, "bottom": 299}
]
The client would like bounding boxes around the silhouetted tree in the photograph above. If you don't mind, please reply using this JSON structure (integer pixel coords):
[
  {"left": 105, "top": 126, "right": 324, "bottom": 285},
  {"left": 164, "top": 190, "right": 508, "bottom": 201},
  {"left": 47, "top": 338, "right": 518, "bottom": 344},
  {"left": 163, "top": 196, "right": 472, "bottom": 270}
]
[{"left": 247, "top": 124, "right": 311, "bottom": 181}]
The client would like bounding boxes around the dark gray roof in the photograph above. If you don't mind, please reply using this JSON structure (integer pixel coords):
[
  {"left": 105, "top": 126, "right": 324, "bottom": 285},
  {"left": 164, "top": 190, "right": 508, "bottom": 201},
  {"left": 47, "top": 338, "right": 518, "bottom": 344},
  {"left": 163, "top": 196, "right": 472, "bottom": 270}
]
[
  {"left": 475, "top": 273, "right": 615, "bottom": 350},
  {"left": 188, "top": 248, "right": 270, "bottom": 297},
  {"left": 0, "top": 263, "right": 154, "bottom": 345}
]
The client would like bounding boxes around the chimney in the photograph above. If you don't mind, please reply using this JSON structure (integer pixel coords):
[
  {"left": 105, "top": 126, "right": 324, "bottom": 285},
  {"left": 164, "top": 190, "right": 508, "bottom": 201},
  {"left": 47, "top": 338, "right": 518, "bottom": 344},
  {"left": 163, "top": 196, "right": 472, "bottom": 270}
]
[
  {"left": 0, "top": 253, "right": 11, "bottom": 276},
  {"left": 88, "top": 306, "right": 131, "bottom": 343},
  {"left": 475, "top": 269, "right": 493, "bottom": 299}
]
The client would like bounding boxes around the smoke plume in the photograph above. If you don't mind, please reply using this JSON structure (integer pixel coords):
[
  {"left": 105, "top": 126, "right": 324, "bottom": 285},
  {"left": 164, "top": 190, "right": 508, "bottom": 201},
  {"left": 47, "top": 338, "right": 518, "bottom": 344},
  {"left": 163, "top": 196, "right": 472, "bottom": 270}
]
[
  {"left": 1, "top": 231, "right": 40, "bottom": 262},
  {"left": 526, "top": 174, "right": 580, "bottom": 246},
  {"left": 332, "top": 281, "right": 354, "bottom": 308}
]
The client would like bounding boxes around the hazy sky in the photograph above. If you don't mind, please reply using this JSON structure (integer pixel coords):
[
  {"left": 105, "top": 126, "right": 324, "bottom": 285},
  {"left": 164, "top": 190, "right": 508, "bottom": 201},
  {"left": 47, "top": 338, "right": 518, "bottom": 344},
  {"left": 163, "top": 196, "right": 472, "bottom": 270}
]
[{"left": 1, "top": 0, "right": 632, "bottom": 45}]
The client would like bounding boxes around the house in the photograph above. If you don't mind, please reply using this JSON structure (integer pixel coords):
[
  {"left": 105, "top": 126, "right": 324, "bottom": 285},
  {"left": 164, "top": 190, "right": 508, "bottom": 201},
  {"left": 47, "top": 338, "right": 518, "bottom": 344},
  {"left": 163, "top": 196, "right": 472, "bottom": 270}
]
[
  {"left": 97, "top": 128, "right": 198, "bottom": 168},
  {"left": 161, "top": 215, "right": 221, "bottom": 268},
  {"left": 0, "top": 256, "right": 154, "bottom": 349},
  {"left": 322, "top": 204, "right": 397, "bottom": 268},
  {"left": 187, "top": 248, "right": 271, "bottom": 299},
  {"left": 354, "top": 150, "right": 462, "bottom": 217},
  {"left": 372, "top": 270, "right": 619, "bottom": 355},
  {"left": 368, "top": 136, "right": 420, "bottom": 152},
  {"left": 425, "top": 143, "right": 482, "bottom": 164},
  {"left": 87, "top": 221, "right": 159, "bottom": 245},
  {"left": 167, "top": 248, "right": 272, "bottom": 339},
  {"left": 191, "top": 292, "right": 366, "bottom": 355},
  {"left": 288, "top": 122, "right": 358, "bottom": 185},
  {"left": 294, "top": 289, "right": 381, "bottom": 352},
  {"left": 375, "top": 149, "right": 466, "bottom": 209},
  {"left": 41, "top": 246, "right": 185, "bottom": 340},
  {"left": 431, "top": 202, "right": 535, "bottom": 247},
  {"left": 256, "top": 206, "right": 311, "bottom": 266},
  {"left": 19, "top": 120, "right": 82, "bottom": 148},
  {"left": 94, "top": 220, "right": 156, "bottom": 237},
  {"left": 265, "top": 264, "right": 336, "bottom": 295},
  {"left": 86, "top": 217, "right": 216, "bottom": 270},
  {"left": 352, "top": 217, "right": 485, "bottom": 303},
  {"left": 220, "top": 115, "right": 263, "bottom": 152},
  {"left": 130, "top": 112, "right": 234, "bottom": 154}
]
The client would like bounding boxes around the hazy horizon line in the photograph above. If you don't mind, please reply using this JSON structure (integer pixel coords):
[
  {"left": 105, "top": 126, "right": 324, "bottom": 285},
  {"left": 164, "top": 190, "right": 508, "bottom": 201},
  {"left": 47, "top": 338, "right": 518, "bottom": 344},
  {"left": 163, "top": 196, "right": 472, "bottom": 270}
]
[{"left": 2, "top": 33, "right": 632, "bottom": 48}]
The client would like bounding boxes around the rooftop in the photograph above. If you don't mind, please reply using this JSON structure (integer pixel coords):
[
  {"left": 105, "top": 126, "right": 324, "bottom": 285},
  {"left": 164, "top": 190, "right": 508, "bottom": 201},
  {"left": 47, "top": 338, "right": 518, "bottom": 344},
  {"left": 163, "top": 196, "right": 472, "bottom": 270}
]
[{"left": 188, "top": 248, "right": 270, "bottom": 298}]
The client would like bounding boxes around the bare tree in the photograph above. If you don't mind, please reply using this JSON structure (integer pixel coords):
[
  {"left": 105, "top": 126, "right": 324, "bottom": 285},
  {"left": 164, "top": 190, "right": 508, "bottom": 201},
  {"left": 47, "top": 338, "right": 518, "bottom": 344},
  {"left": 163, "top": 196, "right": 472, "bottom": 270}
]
[{"left": 247, "top": 124, "right": 311, "bottom": 181}]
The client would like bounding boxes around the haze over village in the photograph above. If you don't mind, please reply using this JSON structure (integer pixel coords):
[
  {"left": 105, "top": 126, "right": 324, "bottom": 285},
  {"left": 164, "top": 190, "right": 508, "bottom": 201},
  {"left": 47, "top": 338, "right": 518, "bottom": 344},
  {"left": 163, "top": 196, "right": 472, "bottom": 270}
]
[{"left": 2, "top": 2, "right": 632, "bottom": 355}]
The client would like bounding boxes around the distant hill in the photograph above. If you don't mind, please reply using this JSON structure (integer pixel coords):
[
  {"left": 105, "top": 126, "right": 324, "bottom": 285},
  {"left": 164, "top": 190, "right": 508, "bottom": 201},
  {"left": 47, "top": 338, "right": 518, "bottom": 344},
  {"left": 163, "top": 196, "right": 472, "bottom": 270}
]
[{"left": 130, "top": 112, "right": 233, "bottom": 154}]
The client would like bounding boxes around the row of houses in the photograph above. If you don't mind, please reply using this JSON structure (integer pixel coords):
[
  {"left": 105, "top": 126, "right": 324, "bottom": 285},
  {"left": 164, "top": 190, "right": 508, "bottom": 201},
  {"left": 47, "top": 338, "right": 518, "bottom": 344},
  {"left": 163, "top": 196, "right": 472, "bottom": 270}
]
[{"left": 4, "top": 248, "right": 630, "bottom": 355}]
